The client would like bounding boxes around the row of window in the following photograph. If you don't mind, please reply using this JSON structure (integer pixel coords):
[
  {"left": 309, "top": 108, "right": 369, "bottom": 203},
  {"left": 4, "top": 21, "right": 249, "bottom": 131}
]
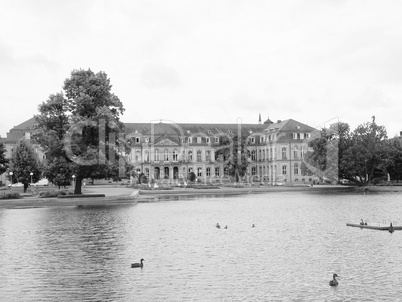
[
  {"left": 138, "top": 164, "right": 304, "bottom": 180},
  {"left": 134, "top": 149, "right": 213, "bottom": 162},
  {"left": 131, "top": 132, "right": 312, "bottom": 144},
  {"left": 249, "top": 146, "right": 306, "bottom": 161},
  {"left": 250, "top": 163, "right": 301, "bottom": 175}
]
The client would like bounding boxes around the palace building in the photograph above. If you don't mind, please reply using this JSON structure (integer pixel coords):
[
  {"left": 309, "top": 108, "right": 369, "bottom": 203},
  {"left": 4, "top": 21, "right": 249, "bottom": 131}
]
[{"left": 0, "top": 116, "right": 317, "bottom": 185}]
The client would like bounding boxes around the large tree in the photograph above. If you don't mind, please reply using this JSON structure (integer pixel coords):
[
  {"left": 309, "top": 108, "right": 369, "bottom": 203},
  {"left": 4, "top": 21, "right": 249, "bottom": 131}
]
[
  {"left": 305, "top": 120, "right": 388, "bottom": 185},
  {"left": 9, "top": 140, "right": 42, "bottom": 192},
  {"left": 340, "top": 122, "right": 387, "bottom": 185},
  {"left": 35, "top": 69, "right": 129, "bottom": 194},
  {"left": 304, "top": 122, "right": 351, "bottom": 182},
  {"left": 0, "top": 142, "right": 8, "bottom": 176},
  {"left": 215, "top": 134, "right": 249, "bottom": 182}
]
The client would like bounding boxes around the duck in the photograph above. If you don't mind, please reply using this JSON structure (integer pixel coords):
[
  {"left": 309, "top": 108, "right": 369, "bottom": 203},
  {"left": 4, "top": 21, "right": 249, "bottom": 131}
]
[
  {"left": 216, "top": 223, "right": 220, "bottom": 229},
  {"left": 252, "top": 224, "right": 255, "bottom": 228},
  {"left": 360, "top": 219, "right": 364, "bottom": 225},
  {"left": 389, "top": 223, "right": 394, "bottom": 233},
  {"left": 131, "top": 258, "right": 145, "bottom": 268},
  {"left": 329, "top": 273, "right": 339, "bottom": 286},
  {"left": 224, "top": 225, "right": 228, "bottom": 229}
]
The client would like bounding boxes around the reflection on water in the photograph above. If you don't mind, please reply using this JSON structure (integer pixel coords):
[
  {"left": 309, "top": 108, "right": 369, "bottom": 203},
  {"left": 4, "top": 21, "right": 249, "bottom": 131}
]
[{"left": 1, "top": 191, "right": 402, "bottom": 301}]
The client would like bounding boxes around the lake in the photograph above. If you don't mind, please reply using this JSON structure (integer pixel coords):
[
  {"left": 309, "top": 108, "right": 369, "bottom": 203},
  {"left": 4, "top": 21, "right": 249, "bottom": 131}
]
[{"left": 1, "top": 190, "right": 402, "bottom": 301}]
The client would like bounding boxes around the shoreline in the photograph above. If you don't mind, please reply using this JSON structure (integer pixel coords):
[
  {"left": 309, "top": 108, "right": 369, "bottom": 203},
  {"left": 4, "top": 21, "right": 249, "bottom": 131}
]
[{"left": 1, "top": 184, "right": 401, "bottom": 209}]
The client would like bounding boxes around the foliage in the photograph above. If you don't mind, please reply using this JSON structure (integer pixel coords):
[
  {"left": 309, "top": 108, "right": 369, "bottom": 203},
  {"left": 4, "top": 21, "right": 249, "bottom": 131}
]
[
  {"left": 0, "top": 142, "right": 8, "bottom": 175},
  {"left": 9, "top": 140, "right": 42, "bottom": 191},
  {"left": 38, "top": 189, "right": 72, "bottom": 198},
  {"left": 34, "top": 69, "right": 130, "bottom": 194},
  {"left": 0, "top": 192, "right": 21, "bottom": 199},
  {"left": 341, "top": 122, "right": 387, "bottom": 185},
  {"left": 304, "top": 122, "right": 350, "bottom": 182},
  {"left": 384, "top": 138, "right": 402, "bottom": 182},
  {"left": 215, "top": 134, "right": 249, "bottom": 182},
  {"left": 188, "top": 171, "right": 196, "bottom": 182},
  {"left": 305, "top": 120, "right": 389, "bottom": 185},
  {"left": 137, "top": 173, "right": 148, "bottom": 184}
]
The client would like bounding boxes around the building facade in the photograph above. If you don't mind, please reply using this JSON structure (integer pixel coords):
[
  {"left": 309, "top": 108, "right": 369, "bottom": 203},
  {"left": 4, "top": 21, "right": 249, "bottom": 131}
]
[
  {"left": 1, "top": 116, "right": 317, "bottom": 185},
  {"left": 124, "top": 118, "right": 316, "bottom": 184}
]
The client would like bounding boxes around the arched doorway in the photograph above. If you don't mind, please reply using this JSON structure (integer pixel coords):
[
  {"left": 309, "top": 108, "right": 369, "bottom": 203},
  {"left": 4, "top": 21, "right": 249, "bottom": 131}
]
[
  {"left": 173, "top": 167, "right": 179, "bottom": 179},
  {"left": 154, "top": 167, "right": 160, "bottom": 180},
  {"left": 164, "top": 167, "right": 170, "bottom": 179}
]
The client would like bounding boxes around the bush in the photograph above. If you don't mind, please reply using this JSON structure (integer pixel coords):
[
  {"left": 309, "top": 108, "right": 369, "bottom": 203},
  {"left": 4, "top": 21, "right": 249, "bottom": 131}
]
[
  {"left": 38, "top": 189, "right": 73, "bottom": 198},
  {"left": 0, "top": 192, "right": 22, "bottom": 199}
]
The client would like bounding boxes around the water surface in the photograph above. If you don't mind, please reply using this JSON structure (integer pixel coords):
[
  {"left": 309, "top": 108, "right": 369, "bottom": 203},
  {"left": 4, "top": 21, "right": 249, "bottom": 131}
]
[{"left": 1, "top": 191, "right": 402, "bottom": 301}]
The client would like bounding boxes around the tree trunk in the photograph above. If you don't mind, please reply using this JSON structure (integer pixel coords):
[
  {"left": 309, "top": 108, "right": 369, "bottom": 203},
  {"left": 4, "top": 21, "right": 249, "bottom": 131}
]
[{"left": 74, "top": 178, "right": 83, "bottom": 194}]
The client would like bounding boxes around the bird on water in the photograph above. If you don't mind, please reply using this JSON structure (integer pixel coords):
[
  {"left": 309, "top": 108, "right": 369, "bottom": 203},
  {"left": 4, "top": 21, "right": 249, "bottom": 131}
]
[
  {"left": 329, "top": 273, "right": 339, "bottom": 286},
  {"left": 216, "top": 223, "right": 220, "bottom": 229},
  {"left": 131, "top": 259, "right": 145, "bottom": 268}
]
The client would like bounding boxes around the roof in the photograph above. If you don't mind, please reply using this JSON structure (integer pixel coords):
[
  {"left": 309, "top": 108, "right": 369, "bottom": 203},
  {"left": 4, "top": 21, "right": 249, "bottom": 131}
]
[
  {"left": 9, "top": 117, "right": 38, "bottom": 131},
  {"left": 265, "top": 119, "right": 315, "bottom": 132},
  {"left": 124, "top": 122, "right": 268, "bottom": 136}
]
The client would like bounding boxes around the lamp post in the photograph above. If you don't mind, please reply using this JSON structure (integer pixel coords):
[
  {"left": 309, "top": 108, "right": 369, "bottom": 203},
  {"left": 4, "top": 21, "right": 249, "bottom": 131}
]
[
  {"left": 72, "top": 175, "right": 75, "bottom": 189},
  {"left": 9, "top": 171, "right": 13, "bottom": 187},
  {"left": 30, "top": 172, "right": 33, "bottom": 193}
]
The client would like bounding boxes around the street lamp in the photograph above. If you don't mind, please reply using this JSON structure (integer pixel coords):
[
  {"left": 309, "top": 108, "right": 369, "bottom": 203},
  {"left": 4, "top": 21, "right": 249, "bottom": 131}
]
[
  {"left": 72, "top": 175, "right": 75, "bottom": 188},
  {"left": 9, "top": 171, "right": 13, "bottom": 187},
  {"left": 30, "top": 172, "right": 33, "bottom": 185}
]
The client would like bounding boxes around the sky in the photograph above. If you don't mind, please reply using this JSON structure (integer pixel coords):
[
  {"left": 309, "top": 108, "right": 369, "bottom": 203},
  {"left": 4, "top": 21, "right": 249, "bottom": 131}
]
[{"left": 1, "top": 0, "right": 402, "bottom": 137}]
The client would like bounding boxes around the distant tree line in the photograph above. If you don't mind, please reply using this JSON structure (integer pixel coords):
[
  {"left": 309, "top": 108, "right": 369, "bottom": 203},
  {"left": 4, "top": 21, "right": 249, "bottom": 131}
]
[{"left": 303, "top": 120, "right": 402, "bottom": 185}]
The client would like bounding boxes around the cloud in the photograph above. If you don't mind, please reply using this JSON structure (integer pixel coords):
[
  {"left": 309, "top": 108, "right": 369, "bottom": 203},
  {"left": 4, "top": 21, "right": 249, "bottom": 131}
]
[{"left": 140, "top": 64, "right": 180, "bottom": 89}]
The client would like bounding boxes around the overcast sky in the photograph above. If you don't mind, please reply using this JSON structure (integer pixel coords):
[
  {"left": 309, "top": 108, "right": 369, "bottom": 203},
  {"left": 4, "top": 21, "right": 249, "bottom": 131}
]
[{"left": 1, "top": 0, "right": 402, "bottom": 137}]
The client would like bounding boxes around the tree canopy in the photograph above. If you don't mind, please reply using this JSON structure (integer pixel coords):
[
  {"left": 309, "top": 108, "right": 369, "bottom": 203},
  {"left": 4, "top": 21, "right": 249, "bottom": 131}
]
[
  {"left": 34, "top": 69, "right": 129, "bottom": 194},
  {"left": 9, "top": 140, "right": 42, "bottom": 191},
  {"left": 0, "top": 142, "right": 8, "bottom": 176},
  {"left": 304, "top": 119, "right": 391, "bottom": 185},
  {"left": 215, "top": 134, "right": 249, "bottom": 182}
]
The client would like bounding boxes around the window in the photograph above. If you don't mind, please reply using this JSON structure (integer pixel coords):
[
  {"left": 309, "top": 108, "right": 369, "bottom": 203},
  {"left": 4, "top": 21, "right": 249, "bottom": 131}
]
[
  {"left": 294, "top": 163, "right": 299, "bottom": 175},
  {"left": 173, "top": 150, "right": 178, "bottom": 161},
  {"left": 251, "top": 150, "right": 256, "bottom": 161},
  {"left": 188, "top": 150, "right": 193, "bottom": 161},
  {"left": 282, "top": 164, "right": 287, "bottom": 175},
  {"left": 197, "top": 167, "right": 202, "bottom": 177},
  {"left": 135, "top": 150, "right": 141, "bottom": 162},
  {"left": 197, "top": 137, "right": 202, "bottom": 143},
  {"left": 306, "top": 133, "right": 311, "bottom": 138},
  {"left": 206, "top": 150, "right": 211, "bottom": 161},
  {"left": 164, "top": 149, "right": 169, "bottom": 161},
  {"left": 215, "top": 137, "right": 219, "bottom": 143},
  {"left": 206, "top": 137, "right": 210, "bottom": 144},
  {"left": 251, "top": 137, "right": 255, "bottom": 144},
  {"left": 154, "top": 149, "right": 159, "bottom": 161},
  {"left": 229, "top": 130, "right": 233, "bottom": 134},
  {"left": 135, "top": 137, "right": 140, "bottom": 143},
  {"left": 260, "top": 136, "right": 264, "bottom": 143},
  {"left": 145, "top": 168, "right": 150, "bottom": 177},
  {"left": 300, "top": 133, "right": 304, "bottom": 139},
  {"left": 188, "top": 137, "right": 192, "bottom": 143},
  {"left": 293, "top": 133, "right": 297, "bottom": 139},
  {"left": 293, "top": 149, "right": 298, "bottom": 159},
  {"left": 282, "top": 147, "right": 287, "bottom": 159},
  {"left": 197, "top": 150, "right": 202, "bottom": 162},
  {"left": 252, "top": 166, "right": 256, "bottom": 175},
  {"left": 206, "top": 167, "right": 211, "bottom": 177},
  {"left": 144, "top": 149, "right": 149, "bottom": 162},
  {"left": 215, "top": 167, "right": 220, "bottom": 177}
]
